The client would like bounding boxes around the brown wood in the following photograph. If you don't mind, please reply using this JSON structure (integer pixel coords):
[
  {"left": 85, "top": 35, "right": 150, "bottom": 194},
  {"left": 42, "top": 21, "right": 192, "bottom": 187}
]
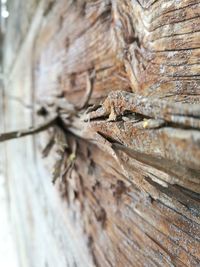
[{"left": 2, "top": 0, "right": 200, "bottom": 266}]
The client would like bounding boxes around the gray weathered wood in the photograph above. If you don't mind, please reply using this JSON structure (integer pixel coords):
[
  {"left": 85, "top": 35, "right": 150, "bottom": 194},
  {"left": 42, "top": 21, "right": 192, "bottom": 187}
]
[{"left": 2, "top": 0, "right": 200, "bottom": 266}]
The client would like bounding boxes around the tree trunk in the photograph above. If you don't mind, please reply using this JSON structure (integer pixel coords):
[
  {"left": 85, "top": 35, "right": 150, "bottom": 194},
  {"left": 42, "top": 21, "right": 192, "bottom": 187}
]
[{"left": 2, "top": 0, "right": 200, "bottom": 267}]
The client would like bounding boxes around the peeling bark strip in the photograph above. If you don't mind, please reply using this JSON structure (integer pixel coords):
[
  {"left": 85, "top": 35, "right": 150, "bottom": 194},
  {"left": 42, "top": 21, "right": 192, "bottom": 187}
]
[
  {"left": 89, "top": 90, "right": 200, "bottom": 128},
  {"left": 0, "top": 116, "right": 57, "bottom": 142},
  {"left": 3, "top": 0, "right": 200, "bottom": 267}
]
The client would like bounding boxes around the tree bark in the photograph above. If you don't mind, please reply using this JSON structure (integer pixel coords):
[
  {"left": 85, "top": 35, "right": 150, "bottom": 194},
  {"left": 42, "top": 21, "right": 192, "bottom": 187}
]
[{"left": 2, "top": 0, "right": 200, "bottom": 267}]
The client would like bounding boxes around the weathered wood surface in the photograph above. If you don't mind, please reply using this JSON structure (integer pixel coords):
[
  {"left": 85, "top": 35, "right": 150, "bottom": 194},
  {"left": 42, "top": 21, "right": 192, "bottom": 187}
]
[{"left": 2, "top": 0, "right": 200, "bottom": 266}]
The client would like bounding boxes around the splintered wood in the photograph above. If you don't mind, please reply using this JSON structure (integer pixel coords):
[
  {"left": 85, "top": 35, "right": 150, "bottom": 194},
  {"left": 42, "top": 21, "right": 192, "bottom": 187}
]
[{"left": 3, "top": 0, "right": 200, "bottom": 266}]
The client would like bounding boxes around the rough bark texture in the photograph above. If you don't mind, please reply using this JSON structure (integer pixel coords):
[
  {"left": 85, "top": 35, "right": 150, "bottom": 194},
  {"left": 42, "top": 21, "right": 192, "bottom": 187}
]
[{"left": 2, "top": 0, "right": 200, "bottom": 267}]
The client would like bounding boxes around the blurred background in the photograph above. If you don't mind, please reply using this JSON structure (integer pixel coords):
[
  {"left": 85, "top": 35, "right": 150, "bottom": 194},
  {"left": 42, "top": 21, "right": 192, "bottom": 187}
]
[
  {"left": 0, "top": 1, "right": 19, "bottom": 266},
  {"left": 0, "top": 166, "right": 19, "bottom": 267}
]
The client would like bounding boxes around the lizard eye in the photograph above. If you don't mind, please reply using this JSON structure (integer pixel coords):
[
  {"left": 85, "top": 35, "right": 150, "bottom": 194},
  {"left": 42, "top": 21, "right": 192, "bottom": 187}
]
[{"left": 37, "top": 106, "right": 48, "bottom": 116}]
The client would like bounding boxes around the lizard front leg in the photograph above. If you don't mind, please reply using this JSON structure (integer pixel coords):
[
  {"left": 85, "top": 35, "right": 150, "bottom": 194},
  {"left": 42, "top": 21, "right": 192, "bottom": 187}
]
[{"left": 51, "top": 126, "right": 69, "bottom": 184}]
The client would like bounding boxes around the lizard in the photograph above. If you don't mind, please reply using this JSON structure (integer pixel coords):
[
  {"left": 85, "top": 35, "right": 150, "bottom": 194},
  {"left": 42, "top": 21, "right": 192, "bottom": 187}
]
[{"left": 0, "top": 69, "right": 96, "bottom": 184}]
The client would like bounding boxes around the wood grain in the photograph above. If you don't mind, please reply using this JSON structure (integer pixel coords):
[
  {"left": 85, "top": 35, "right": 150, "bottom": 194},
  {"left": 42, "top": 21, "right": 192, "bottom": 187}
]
[{"left": 3, "top": 0, "right": 200, "bottom": 266}]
